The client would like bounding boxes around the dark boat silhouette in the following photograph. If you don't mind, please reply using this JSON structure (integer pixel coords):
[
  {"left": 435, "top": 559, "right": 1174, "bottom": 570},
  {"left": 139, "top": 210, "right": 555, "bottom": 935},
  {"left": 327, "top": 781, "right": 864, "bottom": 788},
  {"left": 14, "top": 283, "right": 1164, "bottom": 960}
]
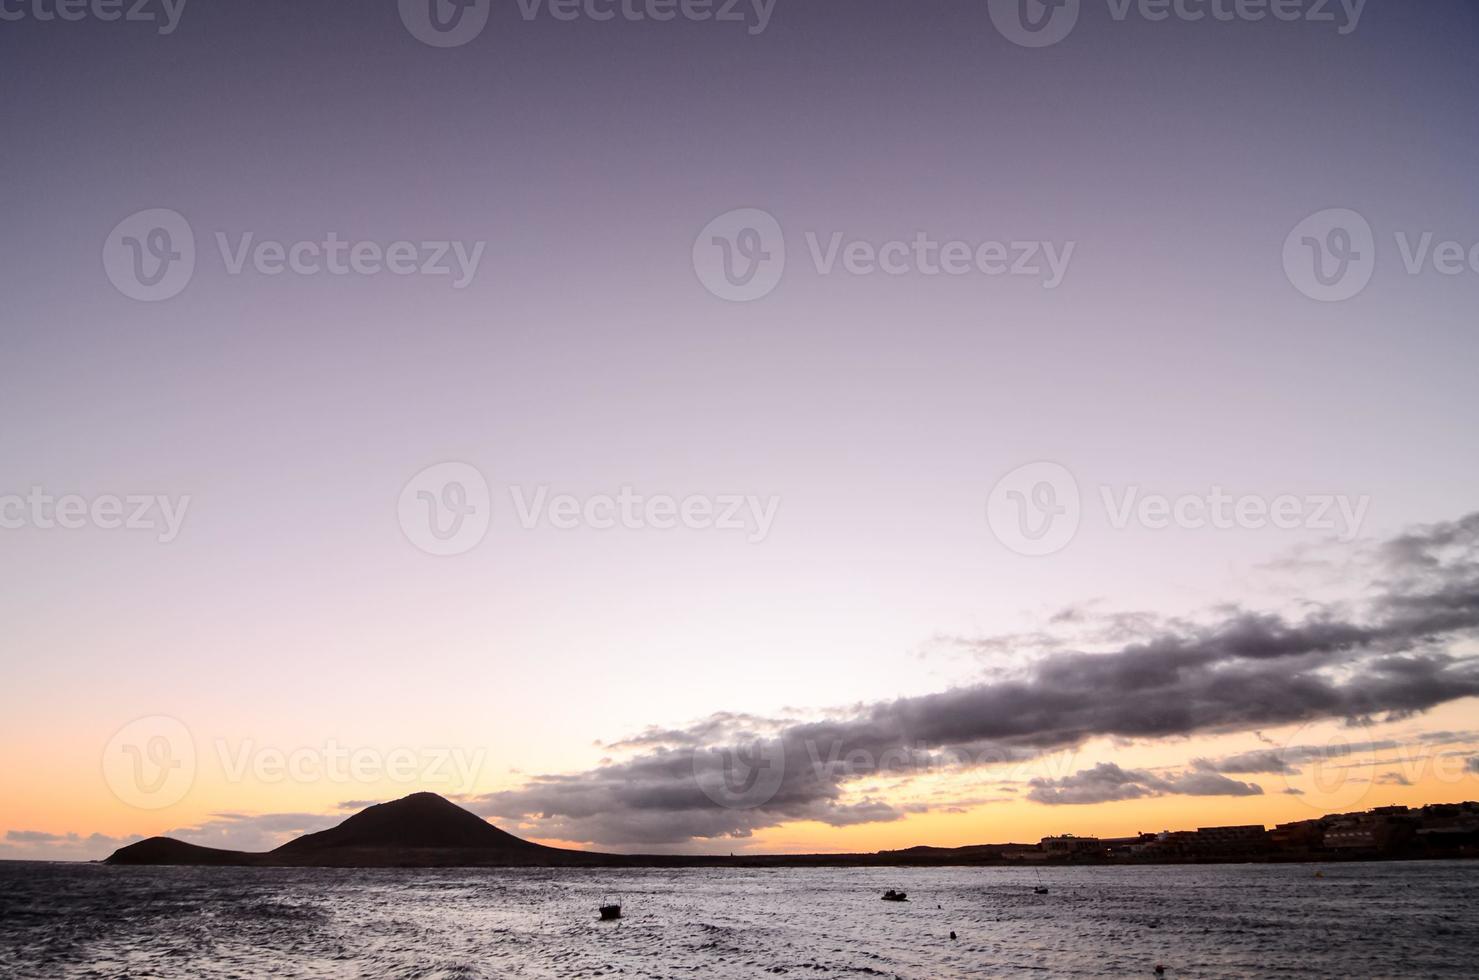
[
  {"left": 882, "top": 889, "right": 908, "bottom": 902},
  {"left": 599, "top": 903, "right": 622, "bottom": 921}
]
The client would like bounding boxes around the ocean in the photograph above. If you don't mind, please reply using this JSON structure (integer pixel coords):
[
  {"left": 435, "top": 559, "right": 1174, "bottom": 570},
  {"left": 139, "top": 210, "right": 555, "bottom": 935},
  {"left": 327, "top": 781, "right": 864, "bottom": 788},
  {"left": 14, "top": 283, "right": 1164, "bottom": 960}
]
[{"left": 1, "top": 860, "right": 1475, "bottom": 978}]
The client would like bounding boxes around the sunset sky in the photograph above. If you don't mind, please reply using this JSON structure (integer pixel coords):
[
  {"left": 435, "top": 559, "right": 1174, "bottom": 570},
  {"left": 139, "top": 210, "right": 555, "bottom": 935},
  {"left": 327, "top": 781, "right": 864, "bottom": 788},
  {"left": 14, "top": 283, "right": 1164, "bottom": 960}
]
[{"left": 3, "top": 1, "right": 1478, "bottom": 861}]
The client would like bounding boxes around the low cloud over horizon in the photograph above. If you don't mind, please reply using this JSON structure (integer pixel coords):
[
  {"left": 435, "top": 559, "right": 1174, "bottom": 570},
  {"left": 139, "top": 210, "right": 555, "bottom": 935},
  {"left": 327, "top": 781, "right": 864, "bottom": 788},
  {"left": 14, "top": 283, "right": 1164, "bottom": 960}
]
[
  {"left": 477, "top": 512, "right": 1479, "bottom": 847},
  {"left": 0, "top": 811, "right": 339, "bottom": 861},
  {"left": 14, "top": 513, "right": 1479, "bottom": 860},
  {"left": 1024, "top": 763, "right": 1264, "bottom": 806}
]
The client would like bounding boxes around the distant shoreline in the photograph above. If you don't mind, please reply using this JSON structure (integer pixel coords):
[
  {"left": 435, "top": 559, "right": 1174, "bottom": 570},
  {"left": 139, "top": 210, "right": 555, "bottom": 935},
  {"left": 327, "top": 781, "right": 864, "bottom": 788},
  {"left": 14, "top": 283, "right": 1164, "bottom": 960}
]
[
  {"left": 86, "top": 792, "right": 1479, "bottom": 870},
  {"left": 2, "top": 853, "right": 1476, "bottom": 870}
]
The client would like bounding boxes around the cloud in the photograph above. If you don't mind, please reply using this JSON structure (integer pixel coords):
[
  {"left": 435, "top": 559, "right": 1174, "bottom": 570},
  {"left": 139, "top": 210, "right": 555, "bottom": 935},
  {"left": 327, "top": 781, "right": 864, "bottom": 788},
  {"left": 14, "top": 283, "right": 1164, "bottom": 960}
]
[
  {"left": 166, "top": 811, "right": 338, "bottom": 852},
  {"left": 1414, "top": 730, "right": 1479, "bottom": 746},
  {"left": 3, "top": 810, "right": 344, "bottom": 861},
  {"left": 1194, "top": 749, "right": 1297, "bottom": 775},
  {"left": 1375, "top": 773, "right": 1413, "bottom": 786},
  {"left": 1025, "top": 762, "right": 1264, "bottom": 805},
  {"left": 1468, "top": 757, "right": 1479, "bottom": 775},
  {"left": 1194, "top": 740, "right": 1402, "bottom": 775},
  {"left": 479, "top": 512, "right": 1479, "bottom": 847},
  {"left": 0, "top": 830, "right": 143, "bottom": 861}
]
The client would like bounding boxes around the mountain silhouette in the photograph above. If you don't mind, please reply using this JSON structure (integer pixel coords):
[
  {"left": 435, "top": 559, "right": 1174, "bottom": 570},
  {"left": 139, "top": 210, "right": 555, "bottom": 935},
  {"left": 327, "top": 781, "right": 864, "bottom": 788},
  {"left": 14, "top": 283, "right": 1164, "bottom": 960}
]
[
  {"left": 101, "top": 794, "right": 993, "bottom": 868},
  {"left": 101, "top": 791, "right": 1479, "bottom": 869},
  {"left": 106, "top": 792, "right": 605, "bottom": 868},
  {"left": 107, "top": 837, "right": 254, "bottom": 866},
  {"left": 275, "top": 792, "right": 541, "bottom": 855}
]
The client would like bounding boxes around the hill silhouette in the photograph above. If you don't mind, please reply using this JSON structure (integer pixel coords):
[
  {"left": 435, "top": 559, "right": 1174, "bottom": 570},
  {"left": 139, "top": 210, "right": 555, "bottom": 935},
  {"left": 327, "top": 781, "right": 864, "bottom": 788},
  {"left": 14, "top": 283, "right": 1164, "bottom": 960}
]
[
  {"left": 107, "top": 837, "right": 254, "bottom": 866},
  {"left": 105, "top": 791, "right": 1479, "bottom": 869},
  {"left": 106, "top": 793, "right": 610, "bottom": 868},
  {"left": 101, "top": 794, "right": 981, "bottom": 868},
  {"left": 275, "top": 792, "right": 542, "bottom": 855}
]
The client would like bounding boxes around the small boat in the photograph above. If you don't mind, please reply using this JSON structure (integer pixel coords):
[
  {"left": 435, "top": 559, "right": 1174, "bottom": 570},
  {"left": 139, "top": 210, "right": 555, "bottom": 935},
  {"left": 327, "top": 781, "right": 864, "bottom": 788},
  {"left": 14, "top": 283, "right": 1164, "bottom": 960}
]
[
  {"left": 599, "top": 903, "right": 622, "bottom": 920},
  {"left": 881, "top": 890, "right": 908, "bottom": 902},
  {"left": 1034, "top": 886, "right": 1049, "bottom": 895}
]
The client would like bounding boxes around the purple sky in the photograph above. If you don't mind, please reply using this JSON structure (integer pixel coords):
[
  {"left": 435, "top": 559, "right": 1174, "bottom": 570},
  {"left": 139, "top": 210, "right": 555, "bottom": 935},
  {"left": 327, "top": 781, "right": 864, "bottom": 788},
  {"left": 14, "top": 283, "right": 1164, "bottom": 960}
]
[{"left": 2, "top": 0, "right": 1478, "bottom": 855}]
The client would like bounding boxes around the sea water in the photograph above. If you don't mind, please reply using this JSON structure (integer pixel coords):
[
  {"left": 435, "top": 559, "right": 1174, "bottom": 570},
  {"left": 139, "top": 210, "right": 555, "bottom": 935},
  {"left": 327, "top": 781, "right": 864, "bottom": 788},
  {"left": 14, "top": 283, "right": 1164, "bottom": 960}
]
[{"left": 1, "top": 861, "right": 1475, "bottom": 978}]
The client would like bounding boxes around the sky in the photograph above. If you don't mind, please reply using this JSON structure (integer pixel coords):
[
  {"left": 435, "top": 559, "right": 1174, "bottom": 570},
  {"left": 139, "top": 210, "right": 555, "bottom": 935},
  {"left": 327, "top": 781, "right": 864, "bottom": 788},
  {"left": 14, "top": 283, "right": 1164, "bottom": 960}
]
[{"left": 2, "top": 0, "right": 1478, "bottom": 860}]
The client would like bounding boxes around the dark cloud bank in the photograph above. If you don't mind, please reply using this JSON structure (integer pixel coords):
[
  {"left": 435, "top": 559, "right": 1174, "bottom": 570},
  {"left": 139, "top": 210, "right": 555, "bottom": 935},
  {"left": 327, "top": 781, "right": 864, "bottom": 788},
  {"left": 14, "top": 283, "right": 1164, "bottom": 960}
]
[
  {"left": 479, "top": 514, "right": 1479, "bottom": 847},
  {"left": 1024, "top": 762, "right": 1263, "bottom": 806}
]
